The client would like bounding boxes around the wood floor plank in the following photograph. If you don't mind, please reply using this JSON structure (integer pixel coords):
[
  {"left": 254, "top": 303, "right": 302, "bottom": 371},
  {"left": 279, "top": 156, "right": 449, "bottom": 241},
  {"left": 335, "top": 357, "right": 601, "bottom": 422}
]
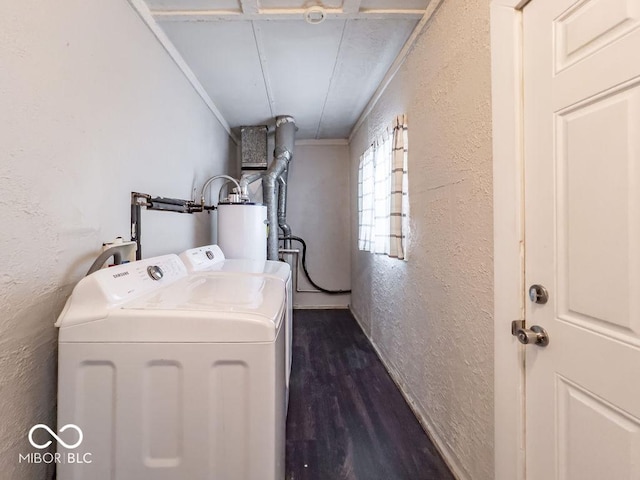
[{"left": 286, "top": 309, "right": 455, "bottom": 480}]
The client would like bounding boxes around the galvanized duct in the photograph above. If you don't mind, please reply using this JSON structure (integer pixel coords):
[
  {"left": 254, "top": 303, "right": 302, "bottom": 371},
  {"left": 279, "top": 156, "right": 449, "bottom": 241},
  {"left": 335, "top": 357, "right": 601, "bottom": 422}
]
[
  {"left": 277, "top": 172, "right": 292, "bottom": 248},
  {"left": 239, "top": 171, "right": 263, "bottom": 197},
  {"left": 263, "top": 115, "right": 296, "bottom": 260}
]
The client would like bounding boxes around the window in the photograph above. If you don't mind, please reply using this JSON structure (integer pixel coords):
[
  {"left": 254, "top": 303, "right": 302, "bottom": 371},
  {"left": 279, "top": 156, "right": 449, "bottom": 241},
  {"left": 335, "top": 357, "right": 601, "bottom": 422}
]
[{"left": 357, "top": 115, "right": 409, "bottom": 259}]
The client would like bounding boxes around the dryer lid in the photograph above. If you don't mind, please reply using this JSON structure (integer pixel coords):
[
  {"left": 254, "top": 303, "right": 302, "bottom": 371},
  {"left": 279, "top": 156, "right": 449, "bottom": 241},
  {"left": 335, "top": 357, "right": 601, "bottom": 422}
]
[
  {"left": 180, "top": 244, "right": 290, "bottom": 281},
  {"left": 209, "top": 259, "right": 290, "bottom": 282}
]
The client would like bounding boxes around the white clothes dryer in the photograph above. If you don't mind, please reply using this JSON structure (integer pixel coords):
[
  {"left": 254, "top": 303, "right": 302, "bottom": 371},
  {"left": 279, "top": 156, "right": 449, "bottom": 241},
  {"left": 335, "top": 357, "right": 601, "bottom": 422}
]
[
  {"left": 179, "top": 245, "right": 293, "bottom": 397},
  {"left": 55, "top": 254, "right": 286, "bottom": 480}
]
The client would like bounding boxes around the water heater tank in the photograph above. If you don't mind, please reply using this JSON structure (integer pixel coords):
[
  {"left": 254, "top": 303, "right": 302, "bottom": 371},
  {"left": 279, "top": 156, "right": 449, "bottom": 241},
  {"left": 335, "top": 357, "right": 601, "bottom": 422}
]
[{"left": 217, "top": 203, "right": 268, "bottom": 261}]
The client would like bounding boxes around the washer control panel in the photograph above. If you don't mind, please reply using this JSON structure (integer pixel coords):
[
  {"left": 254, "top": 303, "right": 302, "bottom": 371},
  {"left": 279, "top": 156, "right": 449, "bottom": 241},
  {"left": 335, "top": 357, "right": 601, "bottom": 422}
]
[
  {"left": 56, "top": 254, "right": 188, "bottom": 328},
  {"left": 94, "top": 255, "right": 185, "bottom": 305}
]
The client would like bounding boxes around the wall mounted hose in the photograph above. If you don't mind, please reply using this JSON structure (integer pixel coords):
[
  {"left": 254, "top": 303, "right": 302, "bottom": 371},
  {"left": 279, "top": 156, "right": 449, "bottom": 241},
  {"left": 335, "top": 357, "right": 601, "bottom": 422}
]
[{"left": 280, "top": 235, "right": 351, "bottom": 295}]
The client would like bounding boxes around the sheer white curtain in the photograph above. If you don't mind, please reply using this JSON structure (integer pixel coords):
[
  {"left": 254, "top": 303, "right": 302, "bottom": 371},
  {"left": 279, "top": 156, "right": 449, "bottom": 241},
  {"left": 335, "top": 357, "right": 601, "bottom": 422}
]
[{"left": 357, "top": 115, "right": 409, "bottom": 259}]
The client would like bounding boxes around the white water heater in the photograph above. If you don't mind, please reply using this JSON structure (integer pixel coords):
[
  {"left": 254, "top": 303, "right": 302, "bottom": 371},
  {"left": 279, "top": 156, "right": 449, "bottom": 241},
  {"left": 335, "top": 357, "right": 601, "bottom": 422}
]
[{"left": 217, "top": 203, "right": 268, "bottom": 261}]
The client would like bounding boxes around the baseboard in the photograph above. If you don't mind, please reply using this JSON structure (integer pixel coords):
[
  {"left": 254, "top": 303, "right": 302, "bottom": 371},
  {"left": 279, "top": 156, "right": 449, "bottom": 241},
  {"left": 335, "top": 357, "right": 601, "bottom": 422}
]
[
  {"left": 293, "top": 305, "right": 349, "bottom": 310},
  {"left": 349, "top": 305, "right": 370, "bottom": 335},
  {"left": 349, "top": 307, "right": 470, "bottom": 480}
]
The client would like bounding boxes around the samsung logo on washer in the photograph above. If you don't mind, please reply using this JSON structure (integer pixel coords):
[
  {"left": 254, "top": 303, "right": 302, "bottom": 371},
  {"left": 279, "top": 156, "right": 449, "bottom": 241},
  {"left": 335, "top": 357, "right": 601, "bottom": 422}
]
[{"left": 112, "top": 271, "right": 130, "bottom": 279}]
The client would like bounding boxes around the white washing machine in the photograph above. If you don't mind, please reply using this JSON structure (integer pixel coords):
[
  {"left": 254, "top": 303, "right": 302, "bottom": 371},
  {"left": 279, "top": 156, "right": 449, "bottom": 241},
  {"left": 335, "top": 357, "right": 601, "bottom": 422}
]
[
  {"left": 55, "top": 254, "right": 286, "bottom": 480},
  {"left": 179, "top": 245, "right": 293, "bottom": 397}
]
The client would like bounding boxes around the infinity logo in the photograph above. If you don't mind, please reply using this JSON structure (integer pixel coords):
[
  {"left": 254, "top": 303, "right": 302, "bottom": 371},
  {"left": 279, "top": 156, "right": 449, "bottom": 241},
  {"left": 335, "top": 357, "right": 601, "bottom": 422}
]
[{"left": 28, "top": 424, "right": 83, "bottom": 450}]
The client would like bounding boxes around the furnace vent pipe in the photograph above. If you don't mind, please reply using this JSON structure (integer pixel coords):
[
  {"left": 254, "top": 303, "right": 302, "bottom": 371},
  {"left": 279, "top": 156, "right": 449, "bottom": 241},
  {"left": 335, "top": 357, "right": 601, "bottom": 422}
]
[
  {"left": 239, "top": 171, "right": 263, "bottom": 198},
  {"left": 277, "top": 173, "right": 292, "bottom": 248},
  {"left": 263, "top": 115, "right": 296, "bottom": 260}
]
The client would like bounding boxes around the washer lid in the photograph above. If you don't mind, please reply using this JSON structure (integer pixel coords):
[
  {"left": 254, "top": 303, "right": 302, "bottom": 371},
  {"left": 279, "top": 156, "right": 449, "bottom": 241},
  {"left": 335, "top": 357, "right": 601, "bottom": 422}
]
[{"left": 58, "top": 273, "right": 286, "bottom": 343}]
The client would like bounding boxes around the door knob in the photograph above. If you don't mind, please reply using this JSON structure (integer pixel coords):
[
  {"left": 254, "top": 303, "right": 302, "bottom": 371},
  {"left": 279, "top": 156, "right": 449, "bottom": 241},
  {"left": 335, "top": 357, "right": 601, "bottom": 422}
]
[{"left": 515, "top": 325, "right": 549, "bottom": 347}]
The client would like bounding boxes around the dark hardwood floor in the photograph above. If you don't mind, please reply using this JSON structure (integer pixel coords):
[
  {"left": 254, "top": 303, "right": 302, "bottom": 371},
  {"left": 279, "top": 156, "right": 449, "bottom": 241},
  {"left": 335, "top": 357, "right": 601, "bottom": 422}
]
[{"left": 286, "top": 309, "right": 455, "bottom": 480}]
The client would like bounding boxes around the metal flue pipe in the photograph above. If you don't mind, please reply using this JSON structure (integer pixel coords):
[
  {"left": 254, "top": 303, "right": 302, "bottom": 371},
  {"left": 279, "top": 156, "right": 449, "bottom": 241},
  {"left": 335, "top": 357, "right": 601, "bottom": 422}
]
[
  {"left": 239, "top": 171, "right": 263, "bottom": 199},
  {"left": 263, "top": 115, "right": 296, "bottom": 259},
  {"left": 277, "top": 172, "right": 292, "bottom": 248}
]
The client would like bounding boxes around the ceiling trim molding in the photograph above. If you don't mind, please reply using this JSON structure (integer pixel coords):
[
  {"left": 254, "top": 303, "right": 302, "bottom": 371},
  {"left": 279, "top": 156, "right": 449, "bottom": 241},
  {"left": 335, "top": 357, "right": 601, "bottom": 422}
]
[
  {"left": 295, "top": 139, "right": 349, "bottom": 146},
  {"left": 151, "top": 10, "right": 425, "bottom": 22},
  {"left": 126, "top": 0, "right": 238, "bottom": 143},
  {"left": 348, "top": 0, "right": 444, "bottom": 143}
]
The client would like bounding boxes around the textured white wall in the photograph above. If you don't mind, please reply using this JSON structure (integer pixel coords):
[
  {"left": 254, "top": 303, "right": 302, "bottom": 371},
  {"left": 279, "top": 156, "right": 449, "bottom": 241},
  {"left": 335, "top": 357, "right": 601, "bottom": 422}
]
[
  {"left": 0, "top": 1, "right": 234, "bottom": 478},
  {"left": 286, "top": 144, "right": 351, "bottom": 308},
  {"left": 349, "top": 1, "right": 494, "bottom": 479}
]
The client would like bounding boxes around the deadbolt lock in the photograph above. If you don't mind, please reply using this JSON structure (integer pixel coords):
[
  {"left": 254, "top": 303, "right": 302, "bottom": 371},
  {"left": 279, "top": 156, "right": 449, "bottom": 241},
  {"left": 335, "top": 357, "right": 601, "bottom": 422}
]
[{"left": 529, "top": 284, "right": 549, "bottom": 304}]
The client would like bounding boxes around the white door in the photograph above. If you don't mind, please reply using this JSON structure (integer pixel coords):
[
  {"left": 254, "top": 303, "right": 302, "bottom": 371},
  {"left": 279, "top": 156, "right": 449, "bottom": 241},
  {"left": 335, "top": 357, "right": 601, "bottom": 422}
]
[{"left": 523, "top": 0, "right": 640, "bottom": 478}]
